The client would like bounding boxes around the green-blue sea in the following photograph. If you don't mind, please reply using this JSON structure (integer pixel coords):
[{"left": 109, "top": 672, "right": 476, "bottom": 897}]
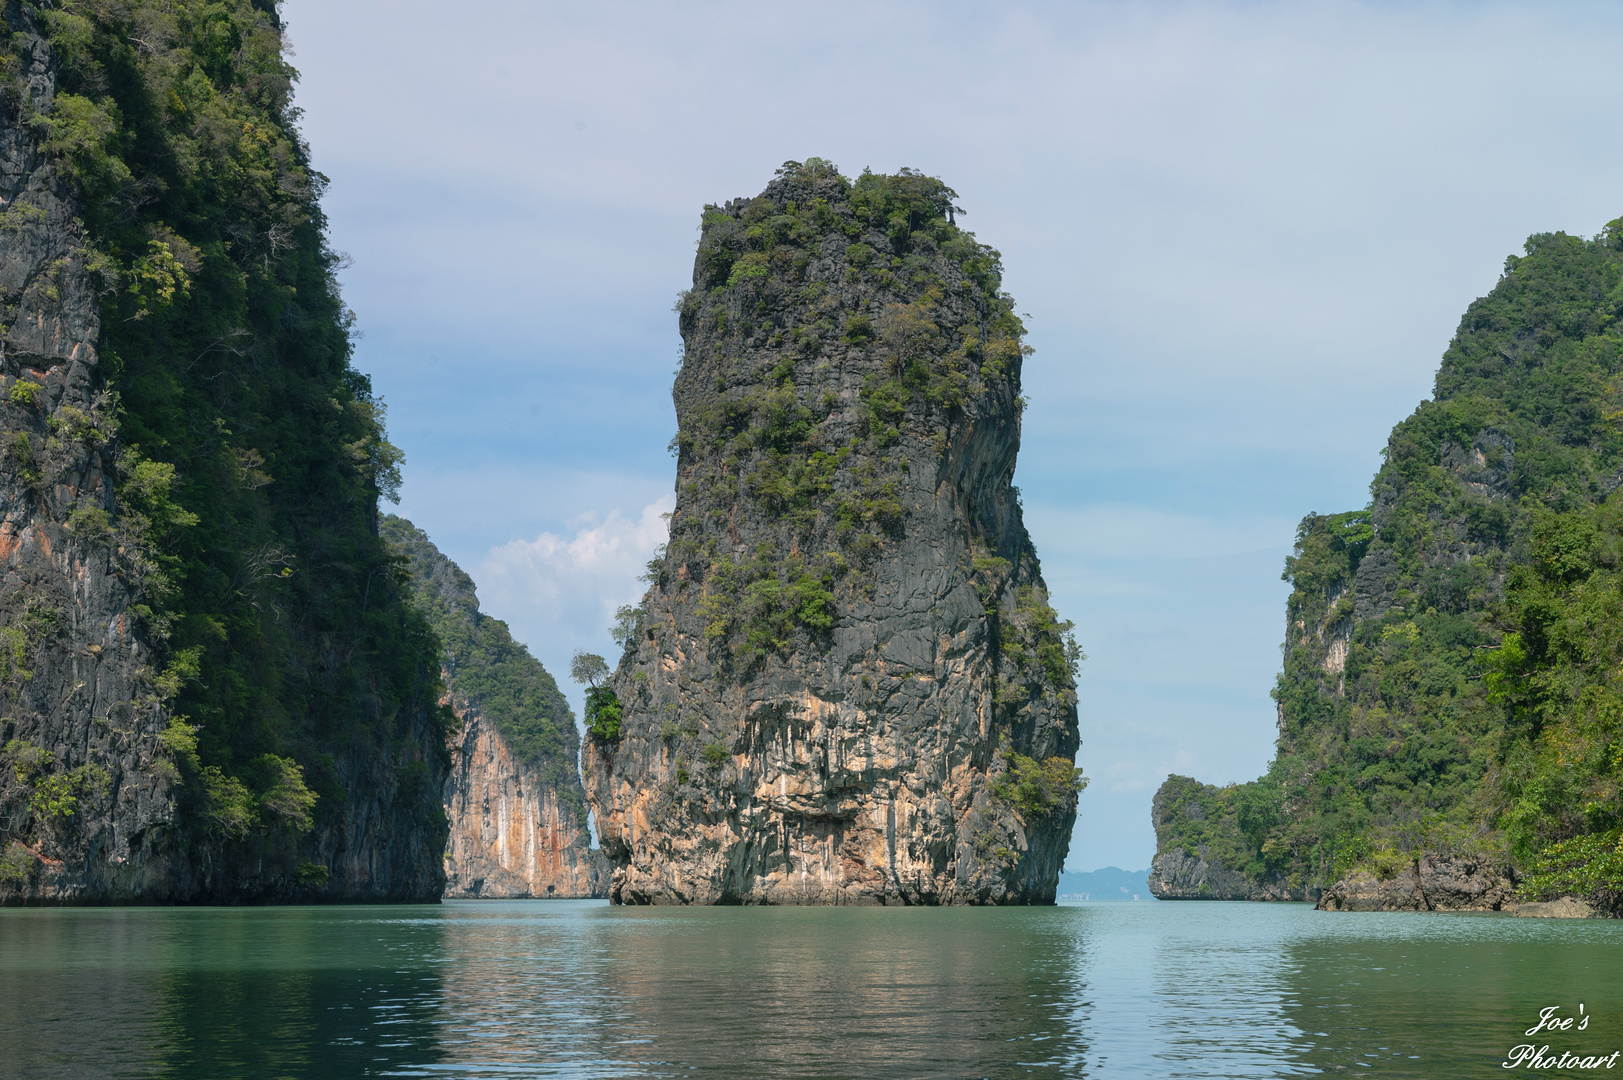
[{"left": 3, "top": 899, "right": 1620, "bottom": 1078}]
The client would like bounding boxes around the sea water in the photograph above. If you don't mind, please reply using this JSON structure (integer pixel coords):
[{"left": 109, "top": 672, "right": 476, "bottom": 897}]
[{"left": 2, "top": 899, "right": 1620, "bottom": 1078}]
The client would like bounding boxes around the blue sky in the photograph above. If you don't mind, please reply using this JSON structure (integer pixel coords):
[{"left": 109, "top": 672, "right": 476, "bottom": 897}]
[{"left": 280, "top": 0, "right": 1623, "bottom": 871}]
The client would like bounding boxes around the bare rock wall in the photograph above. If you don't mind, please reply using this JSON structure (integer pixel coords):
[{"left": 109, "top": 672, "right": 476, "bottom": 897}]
[{"left": 444, "top": 707, "right": 604, "bottom": 898}]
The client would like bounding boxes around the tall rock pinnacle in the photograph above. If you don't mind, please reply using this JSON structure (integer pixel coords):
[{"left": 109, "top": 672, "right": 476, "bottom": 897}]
[{"left": 583, "top": 161, "right": 1083, "bottom": 905}]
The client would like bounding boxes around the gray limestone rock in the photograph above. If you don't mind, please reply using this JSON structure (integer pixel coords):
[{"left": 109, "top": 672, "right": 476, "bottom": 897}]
[
  {"left": 1149, "top": 852, "right": 1265, "bottom": 900},
  {"left": 1509, "top": 896, "right": 1603, "bottom": 919},
  {"left": 583, "top": 164, "right": 1082, "bottom": 905},
  {"left": 1440, "top": 429, "right": 1514, "bottom": 501},
  {"left": 0, "top": 11, "right": 181, "bottom": 901},
  {"left": 1316, "top": 854, "right": 1517, "bottom": 912},
  {"left": 0, "top": 7, "right": 449, "bottom": 904}
]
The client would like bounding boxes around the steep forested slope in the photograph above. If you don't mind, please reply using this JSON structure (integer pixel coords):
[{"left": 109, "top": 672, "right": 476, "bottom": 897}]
[
  {"left": 1151, "top": 220, "right": 1623, "bottom": 911},
  {"left": 0, "top": 0, "right": 449, "bottom": 901}
]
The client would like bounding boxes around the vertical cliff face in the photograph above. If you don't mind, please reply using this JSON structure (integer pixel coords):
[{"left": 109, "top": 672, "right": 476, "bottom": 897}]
[
  {"left": 383, "top": 517, "right": 603, "bottom": 899},
  {"left": 0, "top": 6, "right": 179, "bottom": 900},
  {"left": 443, "top": 713, "right": 604, "bottom": 898},
  {"left": 583, "top": 162, "right": 1083, "bottom": 906},
  {"left": 0, "top": 0, "right": 450, "bottom": 903}
]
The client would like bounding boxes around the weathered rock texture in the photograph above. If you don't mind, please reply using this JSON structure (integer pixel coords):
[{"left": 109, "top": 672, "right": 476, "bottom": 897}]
[
  {"left": 0, "top": 2, "right": 449, "bottom": 903},
  {"left": 1315, "top": 855, "right": 1517, "bottom": 912},
  {"left": 1148, "top": 853, "right": 1258, "bottom": 900},
  {"left": 583, "top": 162, "right": 1082, "bottom": 905},
  {"left": 1509, "top": 897, "right": 1603, "bottom": 919},
  {"left": 383, "top": 516, "right": 604, "bottom": 899},
  {"left": 443, "top": 712, "right": 604, "bottom": 897},
  {"left": 0, "top": 6, "right": 178, "bottom": 901}
]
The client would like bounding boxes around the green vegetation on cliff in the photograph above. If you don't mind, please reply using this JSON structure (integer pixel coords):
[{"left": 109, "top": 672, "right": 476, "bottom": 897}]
[
  {"left": 664, "top": 159, "right": 1078, "bottom": 702},
  {"left": 586, "top": 161, "right": 1080, "bottom": 905},
  {"left": 1488, "top": 503, "right": 1623, "bottom": 906},
  {"left": 18, "top": 0, "right": 448, "bottom": 866},
  {"left": 1154, "top": 219, "right": 1623, "bottom": 902},
  {"left": 569, "top": 651, "right": 622, "bottom": 742},
  {"left": 991, "top": 745, "right": 1086, "bottom": 824}
]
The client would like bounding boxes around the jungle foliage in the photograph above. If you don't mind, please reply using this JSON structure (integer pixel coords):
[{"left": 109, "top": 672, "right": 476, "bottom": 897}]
[
  {"left": 583, "top": 687, "right": 623, "bottom": 741},
  {"left": 1487, "top": 502, "right": 1623, "bottom": 905},
  {"left": 1155, "top": 219, "right": 1623, "bottom": 897},
  {"left": 991, "top": 744, "right": 1087, "bottom": 823},
  {"left": 571, "top": 651, "right": 623, "bottom": 741},
  {"left": 19, "top": 0, "right": 448, "bottom": 853}
]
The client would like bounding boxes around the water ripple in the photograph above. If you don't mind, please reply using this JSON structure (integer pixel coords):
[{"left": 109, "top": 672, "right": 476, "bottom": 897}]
[{"left": 3, "top": 900, "right": 1621, "bottom": 1078}]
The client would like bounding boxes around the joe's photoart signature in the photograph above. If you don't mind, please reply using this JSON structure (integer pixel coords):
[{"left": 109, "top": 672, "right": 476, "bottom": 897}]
[{"left": 1505, "top": 1006, "right": 1621, "bottom": 1070}]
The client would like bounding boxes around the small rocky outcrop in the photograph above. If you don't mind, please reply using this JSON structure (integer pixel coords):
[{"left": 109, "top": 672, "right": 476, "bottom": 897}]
[
  {"left": 384, "top": 517, "right": 604, "bottom": 899},
  {"left": 1315, "top": 854, "right": 1517, "bottom": 912},
  {"left": 1509, "top": 897, "right": 1604, "bottom": 919},
  {"left": 1146, "top": 777, "right": 1306, "bottom": 900},
  {"left": 583, "top": 162, "right": 1083, "bottom": 905}
]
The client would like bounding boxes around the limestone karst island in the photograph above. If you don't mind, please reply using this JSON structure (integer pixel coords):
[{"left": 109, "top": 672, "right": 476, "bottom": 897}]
[
  {"left": 582, "top": 163, "right": 1083, "bottom": 905},
  {"left": 0, "top": 0, "right": 1619, "bottom": 935},
  {"left": 1150, "top": 223, "right": 1623, "bottom": 919}
]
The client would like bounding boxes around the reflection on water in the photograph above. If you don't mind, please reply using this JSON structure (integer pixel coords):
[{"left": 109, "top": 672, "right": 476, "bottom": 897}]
[
  {"left": 1284, "top": 913, "right": 1623, "bottom": 1076},
  {"left": 1, "top": 907, "right": 447, "bottom": 1079},
  {"left": 426, "top": 906, "right": 1091, "bottom": 1077},
  {"left": 3, "top": 899, "right": 1622, "bottom": 1078}
]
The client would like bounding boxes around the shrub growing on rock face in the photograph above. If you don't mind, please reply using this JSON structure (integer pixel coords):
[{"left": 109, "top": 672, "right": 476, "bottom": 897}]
[
  {"left": 0, "top": 841, "right": 33, "bottom": 885},
  {"left": 991, "top": 748, "right": 1087, "bottom": 823},
  {"left": 572, "top": 651, "right": 623, "bottom": 741},
  {"left": 584, "top": 688, "right": 624, "bottom": 741}
]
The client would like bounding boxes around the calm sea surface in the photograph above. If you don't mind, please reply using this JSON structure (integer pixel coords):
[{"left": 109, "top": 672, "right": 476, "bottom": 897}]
[{"left": 3, "top": 899, "right": 1621, "bottom": 1078}]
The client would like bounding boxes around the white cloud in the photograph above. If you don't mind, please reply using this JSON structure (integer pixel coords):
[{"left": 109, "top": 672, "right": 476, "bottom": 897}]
[
  {"left": 393, "top": 467, "right": 673, "bottom": 571},
  {"left": 474, "top": 498, "right": 674, "bottom": 700}
]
